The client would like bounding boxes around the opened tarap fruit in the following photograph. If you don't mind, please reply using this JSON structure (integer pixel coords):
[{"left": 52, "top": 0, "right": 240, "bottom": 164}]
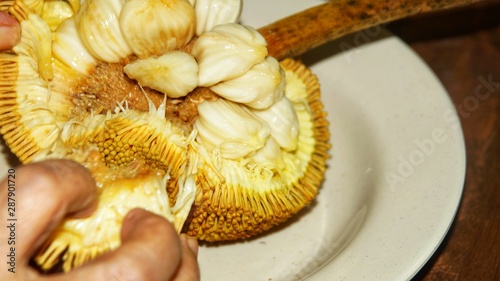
[{"left": 0, "top": 0, "right": 329, "bottom": 272}]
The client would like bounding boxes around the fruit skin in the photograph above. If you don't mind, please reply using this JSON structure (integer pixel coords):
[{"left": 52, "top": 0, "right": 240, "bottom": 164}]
[{"left": 185, "top": 58, "right": 330, "bottom": 242}]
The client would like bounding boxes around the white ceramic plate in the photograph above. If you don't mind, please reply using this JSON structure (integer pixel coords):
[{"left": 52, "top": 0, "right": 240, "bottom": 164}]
[
  {"left": 0, "top": 1, "right": 466, "bottom": 280},
  {"left": 197, "top": 1, "right": 466, "bottom": 280}
]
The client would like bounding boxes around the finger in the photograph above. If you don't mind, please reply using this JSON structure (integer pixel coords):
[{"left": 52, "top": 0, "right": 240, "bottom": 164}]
[
  {"left": 171, "top": 234, "right": 200, "bottom": 281},
  {"left": 0, "top": 11, "right": 21, "bottom": 50},
  {"left": 185, "top": 235, "right": 199, "bottom": 258},
  {"left": 48, "top": 209, "right": 183, "bottom": 281},
  {"left": 0, "top": 160, "right": 96, "bottom": 264}
]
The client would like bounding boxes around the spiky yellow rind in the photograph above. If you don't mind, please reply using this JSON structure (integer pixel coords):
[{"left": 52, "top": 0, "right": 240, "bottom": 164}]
[{"left": 186, "top": 58, "right": 330, "bottom": 241}]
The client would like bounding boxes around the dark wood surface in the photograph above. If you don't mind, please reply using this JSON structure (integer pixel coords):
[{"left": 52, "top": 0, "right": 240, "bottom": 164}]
[{"left": 386, "top": 1, "right": 499, "bottom": 280}]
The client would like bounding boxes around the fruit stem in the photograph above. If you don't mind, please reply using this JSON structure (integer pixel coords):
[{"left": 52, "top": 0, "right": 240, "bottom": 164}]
[{"left": 258, "top": 0, "right": 480, "bottom": 60}]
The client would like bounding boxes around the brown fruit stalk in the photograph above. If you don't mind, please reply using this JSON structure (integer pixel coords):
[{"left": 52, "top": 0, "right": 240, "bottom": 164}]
[{"left": 258, "top": 0, "right": 480, "bottom": 60}]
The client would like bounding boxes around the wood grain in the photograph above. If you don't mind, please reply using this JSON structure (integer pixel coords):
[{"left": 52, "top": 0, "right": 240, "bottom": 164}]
[
  {"left": 387, "top": 1, "right": 500, "bottom": 280},
  {"left": 258, "top": 0, "right": 479, "bottom": 60}
]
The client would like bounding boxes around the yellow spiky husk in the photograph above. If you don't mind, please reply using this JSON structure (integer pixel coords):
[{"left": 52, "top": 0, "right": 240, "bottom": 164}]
[{"left": 185, "top": 58, "right": 330, "bottom": 241}]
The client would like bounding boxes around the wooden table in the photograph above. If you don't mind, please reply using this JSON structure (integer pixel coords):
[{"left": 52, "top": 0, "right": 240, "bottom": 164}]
[{"left": 386, "top": 1, "right": 500, "bottom": 280}]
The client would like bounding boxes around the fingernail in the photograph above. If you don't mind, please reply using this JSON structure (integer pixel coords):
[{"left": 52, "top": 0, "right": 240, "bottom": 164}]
[
  {"left": 0, "top": 26, "right": 16, "bottom": 48},
  {"left": 122, "top": 208, "right": 148, "bottom": 237},
  {"left": 185, "top": 235, "right": 199, "bottom": 257},
  {"left": 0, "top": 13, "right": 20, "bottom": 50}
]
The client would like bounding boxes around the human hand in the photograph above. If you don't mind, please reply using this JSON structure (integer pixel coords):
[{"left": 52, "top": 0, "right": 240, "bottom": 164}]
[
  {"left": 0, "top": 160, "right": 200, "bottom": 280},
  {"left": 0, "top": 11, "right": 21, "bottom": 51}
]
